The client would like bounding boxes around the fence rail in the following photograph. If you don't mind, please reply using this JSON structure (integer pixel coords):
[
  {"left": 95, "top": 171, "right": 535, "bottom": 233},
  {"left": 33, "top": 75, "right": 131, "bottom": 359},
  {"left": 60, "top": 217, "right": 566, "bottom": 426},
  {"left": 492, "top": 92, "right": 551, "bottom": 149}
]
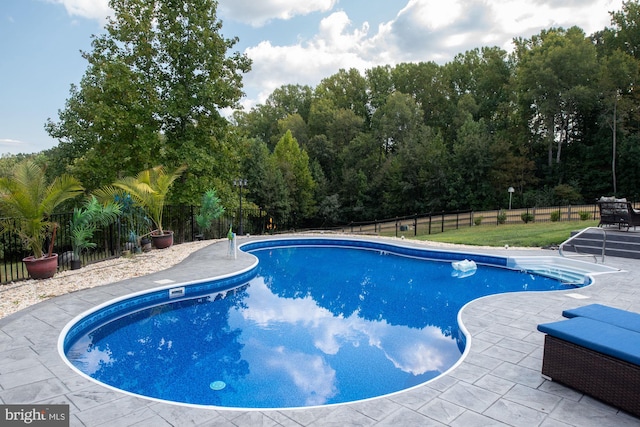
[
  {"left": 329, "top": 204, "right": 617, "bottom": 237},
  {"left": 0, "top": 203, "right": 625, "bottom": 284}
]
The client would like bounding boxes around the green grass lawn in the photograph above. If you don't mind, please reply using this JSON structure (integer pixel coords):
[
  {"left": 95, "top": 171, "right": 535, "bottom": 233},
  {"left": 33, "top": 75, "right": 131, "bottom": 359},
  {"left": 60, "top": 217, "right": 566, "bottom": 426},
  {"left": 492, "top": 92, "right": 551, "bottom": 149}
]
[{"left": 414, "top": 220, "right": 599, "bottom": 247}]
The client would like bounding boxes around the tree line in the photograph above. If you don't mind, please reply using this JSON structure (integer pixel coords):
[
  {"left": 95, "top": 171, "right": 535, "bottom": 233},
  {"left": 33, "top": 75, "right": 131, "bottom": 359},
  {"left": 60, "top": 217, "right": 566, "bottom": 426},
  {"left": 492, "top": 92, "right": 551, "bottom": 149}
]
[{"left": 4, "top": 0, "right": 640, "bottom": 229}]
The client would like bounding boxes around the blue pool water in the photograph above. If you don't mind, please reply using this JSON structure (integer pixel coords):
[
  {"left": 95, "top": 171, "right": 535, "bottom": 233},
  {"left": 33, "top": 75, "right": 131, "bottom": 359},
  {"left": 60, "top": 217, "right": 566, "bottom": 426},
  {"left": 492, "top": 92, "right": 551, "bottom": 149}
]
[{"left": 63, "top": 240, "right": 576, "bottom": 409}]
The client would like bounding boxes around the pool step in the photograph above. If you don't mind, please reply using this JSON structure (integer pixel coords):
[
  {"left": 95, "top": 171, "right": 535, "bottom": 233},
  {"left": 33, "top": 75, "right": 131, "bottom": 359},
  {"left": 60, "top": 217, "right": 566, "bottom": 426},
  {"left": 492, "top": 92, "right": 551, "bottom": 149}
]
[
  {"left": 523, "top": 267, "right": 587, "bottom": 285},
  {"left": 507, "top": 256, "right": 620, "bottom": 286},
  {"left": 563, "top": 229, "right": 640, "bottom": 260}
]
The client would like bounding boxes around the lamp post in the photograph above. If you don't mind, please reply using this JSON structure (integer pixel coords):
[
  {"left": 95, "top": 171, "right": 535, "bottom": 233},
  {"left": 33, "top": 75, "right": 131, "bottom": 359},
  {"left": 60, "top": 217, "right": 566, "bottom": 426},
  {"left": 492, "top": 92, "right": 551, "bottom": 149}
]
[
  {"left": 233, "top": 178, "right": 248, "bottom": 235},
  {"left": 508, "top": 187, "right": 515, "bottom": 210}
]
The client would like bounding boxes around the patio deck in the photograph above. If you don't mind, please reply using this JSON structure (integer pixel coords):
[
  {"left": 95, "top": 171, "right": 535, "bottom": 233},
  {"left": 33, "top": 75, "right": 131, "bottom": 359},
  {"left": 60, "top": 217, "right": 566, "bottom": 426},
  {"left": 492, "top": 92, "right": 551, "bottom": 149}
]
[{"left": 1, "top": 235, "right": 639, "bottom": 426}]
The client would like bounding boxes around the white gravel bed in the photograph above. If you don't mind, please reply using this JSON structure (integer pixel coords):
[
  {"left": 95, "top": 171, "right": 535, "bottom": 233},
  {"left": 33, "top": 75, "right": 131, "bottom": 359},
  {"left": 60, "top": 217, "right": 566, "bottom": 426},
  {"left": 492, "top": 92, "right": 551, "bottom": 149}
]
[{"left": 0, "top": 240, "right": 216, "bottom": 320}]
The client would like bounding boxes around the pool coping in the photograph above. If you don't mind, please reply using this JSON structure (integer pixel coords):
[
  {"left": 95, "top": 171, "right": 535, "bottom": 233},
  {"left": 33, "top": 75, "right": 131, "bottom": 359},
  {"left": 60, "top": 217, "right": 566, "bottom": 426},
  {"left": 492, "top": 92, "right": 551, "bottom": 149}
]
[{"left": 1, "top": 234, "right": 639, "bottom": 426}]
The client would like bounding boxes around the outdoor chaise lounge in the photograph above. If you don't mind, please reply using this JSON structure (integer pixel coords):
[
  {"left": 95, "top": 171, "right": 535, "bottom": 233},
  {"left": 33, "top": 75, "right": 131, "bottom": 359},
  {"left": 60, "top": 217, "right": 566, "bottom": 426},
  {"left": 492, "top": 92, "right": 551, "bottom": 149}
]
[
  {"left": 537, "top": 304, "right": 640, "bottom": 417},
  {"left": 597, "top": 196, "right": 640, "bottom": 230}
]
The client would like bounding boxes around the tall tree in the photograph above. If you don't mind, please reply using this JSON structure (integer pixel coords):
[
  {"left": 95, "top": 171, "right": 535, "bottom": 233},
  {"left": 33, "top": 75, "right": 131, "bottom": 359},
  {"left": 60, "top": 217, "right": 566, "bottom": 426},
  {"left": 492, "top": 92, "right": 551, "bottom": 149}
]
[
  {"left": 448, "top": 118, "right": 496, "bottom": 210},
  {"left": 365, "top": 65, "right": 395, "bottom": 114},
  {"left": 598, "top": 0, "right": 640, "bottom": 59},
  {"left": 445, "top": 47, "right": 512, "bottom": 123},
  {"left": 371, "top": 92, "right": 423, "bottom": 157},
  {"left": 272, "top": 131, "right": 316, "bottom": 221},
  {"left": 277, "top": 113, "right": 309, "bottom": 148},
  {"left": 594, "top": 1, "right": 640, "bottom": 195},
  {"left": 315, "top": 68, "right": 369, "bottom": 121},
  {"left": 267, "top": 84, "right": 314, "bottom": 123},
  {"left": 394, "top": 126, "right": 449, "bottom": 213},
  {"left": 47, "top": 0, "right": 251, "bottom": 202},
  {"left": 234, "top": 84, "right": 314, "bottom": 150},
  {"left": 597, "top": 50, "right": 639, "bottom": 194},
  {"left": 391, "top": 62, "right": 450, "bottom": 132},
  {"left": 242, "top": 138, "right": 289, "bottom": 219},
  {"left": 514, "top": 27, "right": 599, "bottom": 181}
]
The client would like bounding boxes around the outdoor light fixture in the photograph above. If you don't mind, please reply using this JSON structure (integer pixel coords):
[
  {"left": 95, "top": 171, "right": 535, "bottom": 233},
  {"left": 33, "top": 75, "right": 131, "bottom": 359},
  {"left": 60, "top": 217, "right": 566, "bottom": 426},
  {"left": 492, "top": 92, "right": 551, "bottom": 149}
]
[{"left": 508, "top": 186, "right": 515, "bottom": 210}]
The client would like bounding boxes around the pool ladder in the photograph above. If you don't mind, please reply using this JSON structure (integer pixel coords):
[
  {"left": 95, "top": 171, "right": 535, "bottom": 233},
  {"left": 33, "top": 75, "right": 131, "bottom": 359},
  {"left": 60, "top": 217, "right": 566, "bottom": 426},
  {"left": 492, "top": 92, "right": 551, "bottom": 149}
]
[{"left": 559, "top": 227, "right": 606, "bottom": 264}]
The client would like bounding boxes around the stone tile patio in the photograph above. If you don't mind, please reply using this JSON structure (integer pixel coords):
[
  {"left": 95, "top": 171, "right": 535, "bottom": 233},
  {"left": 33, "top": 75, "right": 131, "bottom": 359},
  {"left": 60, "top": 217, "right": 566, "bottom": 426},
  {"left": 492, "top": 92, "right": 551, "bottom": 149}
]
[{"left": 1, "top": 235, "right": 639, "bottom": 426}]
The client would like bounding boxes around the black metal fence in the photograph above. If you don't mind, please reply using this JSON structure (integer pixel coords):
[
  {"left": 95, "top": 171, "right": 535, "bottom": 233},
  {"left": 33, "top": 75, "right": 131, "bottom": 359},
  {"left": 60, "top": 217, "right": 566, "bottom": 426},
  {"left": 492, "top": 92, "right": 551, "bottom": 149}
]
[
  {"left": 0, "top": 203, "right": 626, "bottom": 284},
  {"left": 0, "top": 206, "right": 296, "bottom": 284},
  {"left": 328, "top": 204, "right": 623, "bottom": 237}
]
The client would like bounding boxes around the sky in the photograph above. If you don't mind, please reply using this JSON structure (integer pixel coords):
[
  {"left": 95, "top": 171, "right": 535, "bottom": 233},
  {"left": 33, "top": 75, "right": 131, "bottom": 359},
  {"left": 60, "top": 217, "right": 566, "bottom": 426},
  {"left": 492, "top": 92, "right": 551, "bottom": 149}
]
[{"left": 0, "top": 0, "right": 625, "bottom": 155}]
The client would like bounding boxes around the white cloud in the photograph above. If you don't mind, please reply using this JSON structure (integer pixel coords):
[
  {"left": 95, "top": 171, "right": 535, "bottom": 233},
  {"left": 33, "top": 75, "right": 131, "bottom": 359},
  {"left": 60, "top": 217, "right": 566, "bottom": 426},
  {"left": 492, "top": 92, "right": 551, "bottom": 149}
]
[
  {"left": 489, "top": 0, "right": 622, "bottom": 39},
  {"left": 45, "top": 0, "right": 112, "bottom": 23},
  {"left": 243, "top": 11, "right": 373, "bottom": 104},
  {"left": 239, "top": 278, "right": 458, "bottom": 375},
  {"left": 398, "top": 0, "right": 464, "bottom": 31},
  {"left": 0, "top": 138, "right": 25, "bottom": 147},
  {"left": 266, "top": 347, "right": 337, "bottom": 406},
  {"left": 42, "top": 0, "right": 625, "bottom": 115},
  {"left": 218, "top": 0, "right": 337, "bottom": 27},
  {"left": 364, "top": 0, "right": 622, "bottom": 64},
  {"left": 48, "top": 0, "right": 341, "bottom": 26}
]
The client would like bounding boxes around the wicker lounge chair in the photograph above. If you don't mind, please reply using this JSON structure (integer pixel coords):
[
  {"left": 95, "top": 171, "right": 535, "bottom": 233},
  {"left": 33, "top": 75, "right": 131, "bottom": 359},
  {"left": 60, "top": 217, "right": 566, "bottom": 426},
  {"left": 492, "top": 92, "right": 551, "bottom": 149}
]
[
  {"left": 597, "top": 197, "right": 640, "bottom": 230},
  {"left": 538, "top": 315, "right": 640, "bottom": 417}
]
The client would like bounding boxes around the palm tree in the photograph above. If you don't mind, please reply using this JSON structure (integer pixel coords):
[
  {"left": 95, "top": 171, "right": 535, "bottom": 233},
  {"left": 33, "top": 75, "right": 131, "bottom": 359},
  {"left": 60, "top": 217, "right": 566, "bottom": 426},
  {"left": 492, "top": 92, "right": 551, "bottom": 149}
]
[
  {"left": 69, "top": 195, "right": 122, "bottom": 262},
  {"left": 96, "top": 165, "right": 186, "bottom": 236},
  {"left": 0, "top": 160, "right": 83, "bottom": 259}
]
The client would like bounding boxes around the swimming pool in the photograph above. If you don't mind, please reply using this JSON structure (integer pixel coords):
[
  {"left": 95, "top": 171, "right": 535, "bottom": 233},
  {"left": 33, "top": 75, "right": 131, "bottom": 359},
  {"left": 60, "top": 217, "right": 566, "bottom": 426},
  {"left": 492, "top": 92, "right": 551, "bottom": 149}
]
[{"left": 60, "top": 238, "right": 582, "bottom": 409}]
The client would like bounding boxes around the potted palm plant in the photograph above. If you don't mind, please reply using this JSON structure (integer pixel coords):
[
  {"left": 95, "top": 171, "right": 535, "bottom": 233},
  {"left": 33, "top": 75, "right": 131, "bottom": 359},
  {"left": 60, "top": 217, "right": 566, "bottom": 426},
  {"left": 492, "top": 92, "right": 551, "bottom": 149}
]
[
  {"left": 0, "top": 160, "right": 83, "bottom": 279},
  {"left": 96, "top": 165, "right": 186, "bottom": 249},
  {"left": 69, "top": 195, "right": 122, "bottom": 269}
]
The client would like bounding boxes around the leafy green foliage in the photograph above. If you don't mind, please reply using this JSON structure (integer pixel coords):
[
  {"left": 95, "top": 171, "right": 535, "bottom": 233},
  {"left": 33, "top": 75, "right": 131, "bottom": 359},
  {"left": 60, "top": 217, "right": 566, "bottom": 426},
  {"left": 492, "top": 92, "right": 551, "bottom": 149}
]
[
  {"left": 29, "top": 1, "right": 640, "bottom": 226},
  {"left": 0, "top": 160, "right": 83, "bottom": 258},
  {"left": 70, "top": 196, "right": 122, "bottom": 258},
  {"left": 46, "top": 0, "right": 250, "bottom": 202},
  {"left": 497, "top": 210, "right": 507, "bottom": 224},
  {"left": 521, "top": 212, "right": 535, "bottom": 223},
  {"left": 579, "top": 211, "right": 592, "bottom": 221},
  {"left": 95, "top": 165, "right": 185, "bottom": 234},
  {"left": 273, "top": 131, "right": 316, "bottom": 220},
  {"left": 195, "top": 189, "right": 225, "bottom": 234}
]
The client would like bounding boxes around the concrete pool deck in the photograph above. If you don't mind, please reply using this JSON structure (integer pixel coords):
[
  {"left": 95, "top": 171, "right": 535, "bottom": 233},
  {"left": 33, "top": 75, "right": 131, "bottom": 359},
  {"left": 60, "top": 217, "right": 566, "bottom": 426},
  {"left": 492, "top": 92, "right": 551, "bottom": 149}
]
[{"left": 1, "top": 235, "right": 639, "bottom": 426}]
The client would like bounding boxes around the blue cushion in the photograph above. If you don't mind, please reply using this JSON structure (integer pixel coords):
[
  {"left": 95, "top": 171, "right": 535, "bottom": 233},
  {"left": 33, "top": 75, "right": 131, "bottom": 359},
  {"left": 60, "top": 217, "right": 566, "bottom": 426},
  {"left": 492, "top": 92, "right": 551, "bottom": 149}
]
[
  {"left": 537, "top": 317, "right": 640, "bottom": 366},
  {"left": 563, "top": 303, "right": 640, "bottom": 333}
]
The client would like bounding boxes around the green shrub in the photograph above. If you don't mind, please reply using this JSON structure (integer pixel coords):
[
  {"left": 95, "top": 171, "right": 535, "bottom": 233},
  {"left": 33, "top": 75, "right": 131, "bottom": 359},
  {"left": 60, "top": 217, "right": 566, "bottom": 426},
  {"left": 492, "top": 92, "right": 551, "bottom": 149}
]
[
  {"left": 553, "top": 184, "right": 583, "bottom": 205},
  {"left": 579, "top": 211, "right": 591, "bottom": 221},
  {"left": 521, "top": 212, "right": 535, "bottom": 223},
  {"left": 474, "top": 216, "right": 483, "bottom": 226},
  {"left": 497, "top": 210, "right": 507, "bottom": 224},
  {"left": 550, "top": 210, "right": 561, "bottom": 222}
]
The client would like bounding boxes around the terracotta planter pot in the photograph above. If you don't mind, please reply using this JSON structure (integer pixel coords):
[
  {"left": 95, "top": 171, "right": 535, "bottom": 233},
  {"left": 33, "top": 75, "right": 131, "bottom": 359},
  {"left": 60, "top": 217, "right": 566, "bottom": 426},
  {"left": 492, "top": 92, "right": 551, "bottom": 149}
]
[
  {"left": 23, "top": 254, "right": 58, "bottom": 279},
  {"left": 151, "top": 230, "right": 174, "bottom": 249}
]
